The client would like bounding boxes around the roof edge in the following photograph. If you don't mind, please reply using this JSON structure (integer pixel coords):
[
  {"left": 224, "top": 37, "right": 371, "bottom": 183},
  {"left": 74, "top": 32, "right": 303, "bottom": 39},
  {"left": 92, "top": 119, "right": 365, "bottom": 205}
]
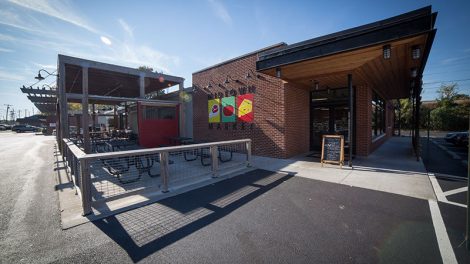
[
  {"left": 258, "top": 6, "right": 433, "bottom": 60},
  {"left": 192, "top": 42, "right": 287, "bottom": 75}
]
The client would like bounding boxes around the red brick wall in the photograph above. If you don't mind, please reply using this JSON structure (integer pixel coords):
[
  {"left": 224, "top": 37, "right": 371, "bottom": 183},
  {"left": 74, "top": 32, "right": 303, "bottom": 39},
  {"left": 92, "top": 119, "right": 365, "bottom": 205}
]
[
  {"left": 284, "top": 82, "right": 310, "bottom": 157},
  {"left": 192, "top": 54, "right": 395, "bottom": 158},
  {"left": 192, "top": 54, "right": 289, "bottom": 158},
  {"left": 355, "top": 85, "right": 372, "bottom": 156}
]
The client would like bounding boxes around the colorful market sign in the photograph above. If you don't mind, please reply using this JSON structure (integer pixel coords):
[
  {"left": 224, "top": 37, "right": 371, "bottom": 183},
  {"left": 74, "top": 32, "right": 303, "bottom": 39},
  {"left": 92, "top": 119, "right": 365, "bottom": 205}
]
[
  {"left": 208, "top": 94, "right": 254, "bottom": 123},
  {"left": 208, "top": 98, "right": 220, "bottom": 123},
  {"left": 237, "top": 94, "right": 254, "bottom": 122},
  {"left": 221, "top": 96, "right": 236, "bottom": 122}
]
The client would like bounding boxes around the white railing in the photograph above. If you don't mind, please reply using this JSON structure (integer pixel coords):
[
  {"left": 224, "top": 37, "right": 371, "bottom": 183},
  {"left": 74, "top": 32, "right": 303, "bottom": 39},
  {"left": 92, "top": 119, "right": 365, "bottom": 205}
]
[{"left": 62, "top": 139, "right": 252, "bottom": 215}]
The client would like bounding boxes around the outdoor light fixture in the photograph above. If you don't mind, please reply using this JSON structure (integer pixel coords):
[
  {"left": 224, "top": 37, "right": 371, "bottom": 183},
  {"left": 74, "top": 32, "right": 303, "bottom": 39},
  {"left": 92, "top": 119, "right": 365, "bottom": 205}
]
[
  {"left": 206, "top": 80, "right": 216, "bottom": 89},
  {"left": 245, "top": 69, "right": 260, "bottom": 79},
  {"left": 223, "top": 75, "right": 240, "bottom": 84},
  {"left": 383, "top": 45, "right": 391, "bottom": 59},
  {"left": 34, "top": 69, "right": 58, "bottom": 81},
  {"left": 276, "top": 67, "right": 281, "bottom": 78},
  {"left": 412, "top": 46, "right": 421, "bottom": 60},
  {"left": 410, "top": 68, "right": 418, "bottom": 78},
  {"left": 314, "top": 81, "right": 319, "bottom": 90}
]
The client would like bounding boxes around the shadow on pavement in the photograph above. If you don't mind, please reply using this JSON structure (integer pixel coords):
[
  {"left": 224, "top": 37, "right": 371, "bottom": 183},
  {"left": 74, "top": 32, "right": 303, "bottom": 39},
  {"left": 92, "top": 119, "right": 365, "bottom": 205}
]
[{"left": 93, "top": 169, "right": 294, "bottom": 263}]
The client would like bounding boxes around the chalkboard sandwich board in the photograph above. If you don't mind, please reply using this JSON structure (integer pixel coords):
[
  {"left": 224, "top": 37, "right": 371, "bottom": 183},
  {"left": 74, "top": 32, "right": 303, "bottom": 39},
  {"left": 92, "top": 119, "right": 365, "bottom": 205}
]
[{"left": 321, "top": 135, "right": 345, "bottom": 168}]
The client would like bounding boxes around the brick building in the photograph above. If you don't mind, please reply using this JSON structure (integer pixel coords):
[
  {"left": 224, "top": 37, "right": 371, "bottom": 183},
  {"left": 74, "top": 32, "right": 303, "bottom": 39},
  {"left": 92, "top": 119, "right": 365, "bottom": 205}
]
[{"left": 192, "top": 6, "right": 437, "bottom": 159}]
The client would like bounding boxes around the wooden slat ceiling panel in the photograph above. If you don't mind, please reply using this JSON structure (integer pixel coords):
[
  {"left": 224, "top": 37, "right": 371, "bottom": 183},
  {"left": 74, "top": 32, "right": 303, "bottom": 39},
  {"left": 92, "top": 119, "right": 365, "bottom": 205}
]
[{"left": 259, "top": 35, "right": 428, "bottom": 100}]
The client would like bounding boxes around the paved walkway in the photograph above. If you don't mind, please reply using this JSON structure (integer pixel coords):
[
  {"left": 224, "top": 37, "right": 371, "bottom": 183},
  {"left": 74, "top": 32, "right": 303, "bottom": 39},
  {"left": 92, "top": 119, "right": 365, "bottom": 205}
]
[{"left": 252, "top": 136, "right": 436, "bottom": 200}]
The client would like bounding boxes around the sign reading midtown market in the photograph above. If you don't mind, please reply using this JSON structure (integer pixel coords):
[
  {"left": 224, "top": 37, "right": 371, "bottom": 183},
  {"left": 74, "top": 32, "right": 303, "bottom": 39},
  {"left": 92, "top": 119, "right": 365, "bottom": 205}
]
[{"left": 208, "top": 94, "right": 254, "bottom": 123}]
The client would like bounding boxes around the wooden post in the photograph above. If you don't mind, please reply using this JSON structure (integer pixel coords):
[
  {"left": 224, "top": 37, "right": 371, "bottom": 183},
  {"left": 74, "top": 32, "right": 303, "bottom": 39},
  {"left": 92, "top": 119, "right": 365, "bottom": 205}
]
[{"left": 81, "top": 66, "right": 90, "bottom": 153}]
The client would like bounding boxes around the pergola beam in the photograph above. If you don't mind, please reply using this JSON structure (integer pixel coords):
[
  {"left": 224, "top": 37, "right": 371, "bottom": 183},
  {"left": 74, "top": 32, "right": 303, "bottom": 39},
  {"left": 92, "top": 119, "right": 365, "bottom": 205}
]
[
  {"left": 65, "top": 93, "right": 179, "bottom": 106},
  {"left": 59, "top": 54, "right": 185, "bottom": 84},
  {"left": 21, "top": 87, "right": 56, "bottom": 95}
]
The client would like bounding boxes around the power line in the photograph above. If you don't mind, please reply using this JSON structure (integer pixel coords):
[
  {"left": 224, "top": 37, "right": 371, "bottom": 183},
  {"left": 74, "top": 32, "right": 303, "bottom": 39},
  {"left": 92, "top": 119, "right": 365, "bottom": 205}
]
[
  {"left": 423, "top": 69, "right": 470, "bottom": 76},
  {"left": 423, "top": 78, "right": 470, "bottom": 85}
]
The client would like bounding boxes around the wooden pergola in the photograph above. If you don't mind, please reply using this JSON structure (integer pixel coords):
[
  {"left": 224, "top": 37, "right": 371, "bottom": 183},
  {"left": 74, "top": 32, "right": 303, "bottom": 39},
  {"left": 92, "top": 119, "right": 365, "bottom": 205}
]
[
  {"left": 20, "top": 86, "right": 57, "bottom": 114},
  {"left": 56, "top": 54, "right": 185, "bottom": 153}
]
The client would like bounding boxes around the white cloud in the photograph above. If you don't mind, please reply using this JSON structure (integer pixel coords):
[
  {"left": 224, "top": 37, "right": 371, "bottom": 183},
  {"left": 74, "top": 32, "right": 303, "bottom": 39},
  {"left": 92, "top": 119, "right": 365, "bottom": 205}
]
[
  {"left": 8, "top": 0, "right": 98, "bottom": 33},
  {"left": 1, "top": 0, "right": 179, "bottom": 77},
  {"left": 33, "top": 62, "right": 56, "bottom": 70},
  {"left": 0, "top": 47, "right": 14, "bottom": 53},
  {"left": 0, "top": 70, "right": 25, "bottom": 81},
  {"left": 207, "top": 0, "right": 232, "bottom": 25},
  {"left": 118, "top": 18, "right": 133, "bottom": 37},
  {"left": 100, "top": 36, "right": 112, "bottom": 46}
]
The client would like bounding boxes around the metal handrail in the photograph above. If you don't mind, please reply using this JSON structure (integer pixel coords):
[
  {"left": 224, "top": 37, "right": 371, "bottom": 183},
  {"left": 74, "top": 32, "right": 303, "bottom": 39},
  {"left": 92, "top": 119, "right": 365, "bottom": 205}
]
[
  {"left": 80, "top": 139, "right": 251, "bottom": 160},
  {"left": 63, "top": 138, "right": 86, "bottom": 159},
  {"left": 62, "top": 138, "right": 252, "bottom": 216}
]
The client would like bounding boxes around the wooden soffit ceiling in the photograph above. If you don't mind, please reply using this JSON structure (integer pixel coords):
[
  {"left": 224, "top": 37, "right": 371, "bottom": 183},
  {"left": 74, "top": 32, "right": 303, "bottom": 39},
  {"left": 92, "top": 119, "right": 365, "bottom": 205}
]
[{"left": 256, "top": 6, "right": 437, "bottom": 99}]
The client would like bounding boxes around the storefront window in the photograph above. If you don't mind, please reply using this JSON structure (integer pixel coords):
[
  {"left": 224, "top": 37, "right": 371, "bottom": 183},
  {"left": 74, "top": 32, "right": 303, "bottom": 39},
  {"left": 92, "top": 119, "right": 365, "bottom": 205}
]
[{"left": 371, "top": 92, "right": 385, "bottom": 139}]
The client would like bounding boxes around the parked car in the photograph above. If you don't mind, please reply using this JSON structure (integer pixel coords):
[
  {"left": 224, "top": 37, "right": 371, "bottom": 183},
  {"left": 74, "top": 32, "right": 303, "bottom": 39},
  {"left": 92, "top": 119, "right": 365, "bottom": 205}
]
[
  {"left": 12, "top": 125, "right": 39, "bottom": 133},
  {"left": 0, "top": 124, "right": 12, "bottom": 130},
  {"left": 445, "top": 132, "right": 468, "bottom": 147}
]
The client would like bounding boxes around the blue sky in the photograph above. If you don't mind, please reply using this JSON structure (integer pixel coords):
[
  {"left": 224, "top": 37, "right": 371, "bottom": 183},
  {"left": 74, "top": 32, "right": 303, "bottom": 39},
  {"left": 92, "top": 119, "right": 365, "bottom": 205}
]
[{"left": 0, "top": 0, "right": 469, "bottom": 117}]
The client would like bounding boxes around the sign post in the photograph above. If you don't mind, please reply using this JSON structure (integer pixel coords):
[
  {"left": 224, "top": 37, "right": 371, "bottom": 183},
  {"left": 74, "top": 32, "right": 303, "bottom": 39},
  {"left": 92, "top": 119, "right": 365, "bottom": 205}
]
[{"left": 321, "top": 135, "right": 345, "bottom": 169}]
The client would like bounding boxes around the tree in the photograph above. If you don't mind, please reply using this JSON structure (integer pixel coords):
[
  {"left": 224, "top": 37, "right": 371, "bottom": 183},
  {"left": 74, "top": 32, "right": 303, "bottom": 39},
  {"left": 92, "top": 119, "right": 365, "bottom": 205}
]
[
  {"left": 430, "top": 83, "right": 469, "bottom": 131},
  {"left": 137, "top": 65, "right": 154, "bottom": 73},
  {"left": 437, "top": 83, "right": 458, "bottom": 102},
  {"left": 138, "top": 65, "right": 166, "bottom": 98}
]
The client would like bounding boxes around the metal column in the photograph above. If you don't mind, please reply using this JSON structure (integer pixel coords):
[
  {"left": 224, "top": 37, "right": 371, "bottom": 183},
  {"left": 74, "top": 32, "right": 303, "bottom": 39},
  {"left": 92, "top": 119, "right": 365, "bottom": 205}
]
[
  {"left": 179, "top": 82, "right": 185, "bottom": 137},
  {"left": 348, "top": 74, "right": 353, "bottom": 167},
  {"left": 58, "top": 61, "right": 68, "bottom": 153},
  {"left": 81, "top": 66, "right": 90, "bottom": 154}
]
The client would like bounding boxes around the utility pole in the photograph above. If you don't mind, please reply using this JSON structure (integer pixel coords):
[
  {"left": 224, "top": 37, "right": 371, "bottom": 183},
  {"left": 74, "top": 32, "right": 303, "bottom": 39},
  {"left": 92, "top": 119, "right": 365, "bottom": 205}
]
[{"left": 4, "top": 104, "right": 12, "bottom": 123}]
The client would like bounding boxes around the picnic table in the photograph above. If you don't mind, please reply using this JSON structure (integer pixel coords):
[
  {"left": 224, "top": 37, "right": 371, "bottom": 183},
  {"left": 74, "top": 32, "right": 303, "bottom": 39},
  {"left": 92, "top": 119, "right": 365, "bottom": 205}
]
[
  {"left": 182, "top": 139, "right": 233, "bottom": 166},
  {"left": 168, "top": 136, "right": 193, "bottom": 146}
]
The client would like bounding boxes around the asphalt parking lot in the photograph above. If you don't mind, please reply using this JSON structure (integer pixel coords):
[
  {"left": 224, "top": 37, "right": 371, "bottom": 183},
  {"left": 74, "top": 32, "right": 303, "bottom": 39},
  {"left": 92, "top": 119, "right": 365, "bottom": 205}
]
[
  {"left": 421, "top": 136, "right": 467, "bottom": 178},
  {"left": 0, "top": 132, "right": 469, "bottom": 263}
]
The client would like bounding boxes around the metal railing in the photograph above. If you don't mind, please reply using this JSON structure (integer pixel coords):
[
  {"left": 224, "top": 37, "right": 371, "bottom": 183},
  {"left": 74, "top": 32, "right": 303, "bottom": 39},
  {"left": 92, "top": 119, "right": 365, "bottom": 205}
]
[{"left": 62, "top": 139, "right": 252, "bottom": 215}]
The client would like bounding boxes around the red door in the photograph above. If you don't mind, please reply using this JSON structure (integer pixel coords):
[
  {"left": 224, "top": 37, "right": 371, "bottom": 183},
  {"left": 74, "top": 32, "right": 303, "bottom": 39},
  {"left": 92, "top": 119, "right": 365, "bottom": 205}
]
[{"left": 137, "top": 102, "right": 179, "bottom": 148}]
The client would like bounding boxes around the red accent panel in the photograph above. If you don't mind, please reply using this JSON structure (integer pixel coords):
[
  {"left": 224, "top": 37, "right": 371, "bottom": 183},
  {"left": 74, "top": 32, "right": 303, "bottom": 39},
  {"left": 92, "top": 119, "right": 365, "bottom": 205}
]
[{"left": 137, "top": 102, "right": 179, "bottom": 148}]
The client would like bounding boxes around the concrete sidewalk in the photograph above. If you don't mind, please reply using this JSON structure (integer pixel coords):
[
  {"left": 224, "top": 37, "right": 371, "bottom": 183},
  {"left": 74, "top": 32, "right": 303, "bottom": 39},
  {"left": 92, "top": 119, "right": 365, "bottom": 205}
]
[{"left": 252, "top": 136, "right": 436, "bottom": 200}]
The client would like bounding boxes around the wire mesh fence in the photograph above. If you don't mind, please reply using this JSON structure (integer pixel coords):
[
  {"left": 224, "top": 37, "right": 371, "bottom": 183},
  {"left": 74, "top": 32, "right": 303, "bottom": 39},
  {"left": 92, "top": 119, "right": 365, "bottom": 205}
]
[
  {"left": 62, "top": 138, "right": 251, "bottom": 215},
  {"left": 89, "top": 152, "right": 163, "bottom": 200}
]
